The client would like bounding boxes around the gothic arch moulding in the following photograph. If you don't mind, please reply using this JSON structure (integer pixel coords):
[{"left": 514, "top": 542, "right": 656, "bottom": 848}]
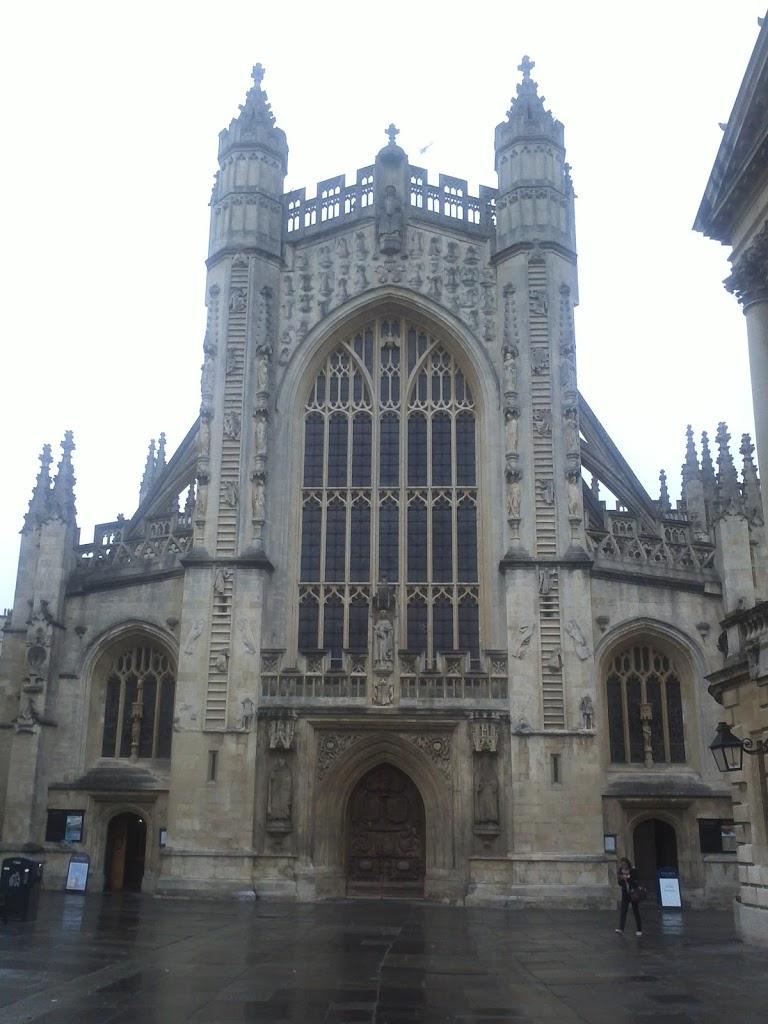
[
  {"left": 310, "top": 728, "right": 456, "bottom": 876},
  {"left": 595, "top": 617, "right": 705, "bottom": 680}
]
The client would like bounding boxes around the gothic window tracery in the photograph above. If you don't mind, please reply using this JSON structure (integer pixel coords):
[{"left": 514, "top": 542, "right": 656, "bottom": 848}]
[
  {"left": 100, "top": 643, "right": 176, "bottom": 760},
  {"left": 298, "top": 317, "right": 480, "bottom": 667},
  {"left": 606, "top": 642, "right": 686, "bottom": 765}
]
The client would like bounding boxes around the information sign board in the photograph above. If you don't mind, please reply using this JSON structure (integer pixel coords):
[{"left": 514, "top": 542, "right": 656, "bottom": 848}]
[
  {"left": 65, "top": 853, "right": 90, "bottom": 892},
  {"left": 658, "top": 868, "right": 681, "bottom": 908}
]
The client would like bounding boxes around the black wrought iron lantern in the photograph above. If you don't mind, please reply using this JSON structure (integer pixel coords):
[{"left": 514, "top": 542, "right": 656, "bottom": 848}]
[{"left": 709, "top": 721, "right": 768, "bottom": 772}]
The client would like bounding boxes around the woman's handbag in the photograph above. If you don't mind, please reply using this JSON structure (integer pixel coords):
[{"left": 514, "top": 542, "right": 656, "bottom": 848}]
[{"left": 630, "top": 885, "right": 647, "bottom": 904}]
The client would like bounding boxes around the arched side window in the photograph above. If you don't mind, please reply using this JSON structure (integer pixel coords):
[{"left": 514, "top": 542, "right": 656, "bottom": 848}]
[
  {"left": 298, "top": 317, "right": 480, "bottom": 668},
  {"left": 606, "top": 642, "right": 686, "bottom": 765},
  {"left": 100, "top": 644, "right": 176, "bottom": 759}
]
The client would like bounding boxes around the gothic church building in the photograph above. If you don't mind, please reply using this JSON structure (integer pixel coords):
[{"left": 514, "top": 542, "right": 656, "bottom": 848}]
[{"left": 1, "top": 62, "right": 759, "bottom": 904}]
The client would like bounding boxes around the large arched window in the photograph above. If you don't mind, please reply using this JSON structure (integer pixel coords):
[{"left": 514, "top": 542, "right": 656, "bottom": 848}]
[
  {"left": 606, "top": 641, "right": 686, "bottom": 764},
  {"left": 298, "top": 317, "right": 480, "bottom": 668},
  {"left": 100, "top": 643, "right": 176, "bottom": 759}
]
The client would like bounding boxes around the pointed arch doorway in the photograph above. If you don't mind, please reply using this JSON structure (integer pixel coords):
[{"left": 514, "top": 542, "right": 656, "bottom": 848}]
[
  {"left": 346, "top": 763, "right": 425, "bottom": 898},
  {"left": 104, "top": 812, "right": 147, "bottom": 892},
  {"left": 633, "top": 818, "right": 678, "bottom": 899}
]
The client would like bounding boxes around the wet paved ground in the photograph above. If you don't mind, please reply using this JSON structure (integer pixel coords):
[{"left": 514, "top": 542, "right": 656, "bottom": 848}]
[{"left": 0, "top": 894, "right": 767, "bottom": 1023}]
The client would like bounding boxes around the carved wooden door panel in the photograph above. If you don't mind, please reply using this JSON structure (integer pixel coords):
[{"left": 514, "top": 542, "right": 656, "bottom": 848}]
[{"left": 347, "top": 763, "right": 425, "bottom": 897}]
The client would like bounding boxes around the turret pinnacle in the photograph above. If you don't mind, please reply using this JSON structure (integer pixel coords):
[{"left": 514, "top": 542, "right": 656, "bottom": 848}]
[
  {"left": 740, "top": 432, "right": 764, "bottom": 524},
  {"left": 156, "top": 432, "right": 167, "bottom": 473},
  {"left": 681, "top": 424, "right": 699, "bottom": 486},
  {"left": 658, "top": 469, "right": 671, "bottom": 513},
  {"left": 701, "top": 430, "right": 716, "bottom": 494},
  {"left": 50, "top": 431, "right": 77, "bottom": 525},
  {"left": 218, "top": 63, "right": 288, "bottom": 165},
  {"left": 497, "top": 55, "right": 564, "bottom": 150},
  {"left": 715, "top": 421, "right": 742, "bottom": 513},
  {"left": 23, "top": 444, "right": 52, "bottom": 532},
  {"left": 139, "top": 438, "right": 156, "bottom": 506}
]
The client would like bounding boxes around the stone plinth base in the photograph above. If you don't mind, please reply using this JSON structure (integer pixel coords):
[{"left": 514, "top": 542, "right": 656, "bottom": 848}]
[{"left": 735, "top": 897, "right": 768, "bottom": 947}]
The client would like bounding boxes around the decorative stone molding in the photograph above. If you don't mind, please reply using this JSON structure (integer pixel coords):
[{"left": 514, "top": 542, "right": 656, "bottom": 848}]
[
  {"left": 470, "top": 713, "right": 500, "bottom": 753},
  {"left": 725, "top": 220, "right": 768, "bottom": 307},
  {"left": 406, "top": 733, "right": 452, "bottom": 778},
  {"left": 268, "top": 715, "right": 296, "bottom": 750},
  {"left": 317, "top": 732, "right": 365, "bottom": 778}
]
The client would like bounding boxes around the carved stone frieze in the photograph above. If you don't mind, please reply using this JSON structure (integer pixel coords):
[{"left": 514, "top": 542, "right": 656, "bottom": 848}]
[
  {"left": 317, "top": 731, "right": 365, "bottom": 779},
  {"left": 268, "top": 715, "right": 296, "bottom": 750},
  {"left": 470, "top": 714, "right": 500, "bottom": 753},
  {"left": 407, "top": 733, "right": 452, "bottom": 778}
]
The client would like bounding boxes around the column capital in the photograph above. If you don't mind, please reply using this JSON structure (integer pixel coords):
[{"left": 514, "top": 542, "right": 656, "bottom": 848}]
[{"left": 725, "top": 220, "right": 768, "bottom": 309}]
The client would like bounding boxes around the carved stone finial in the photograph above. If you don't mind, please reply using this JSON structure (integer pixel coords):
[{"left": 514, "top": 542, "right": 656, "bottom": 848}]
[
  {"left": 50, "top": 432, "right": 77, "bottom": 525},
  {"left": 24, "top": 444, "right": 53, "bottom": 532},
  {"left": 658, "top": 469, "right": 671, "bottom": 513},
  {"left": 715, "top": 421, "right": 742, "bottom": 513},
  {"left": 518, "top": 55, "right": 535, "bottom": 81},
  {"left": 700, "top": 430, "right": 717, "bottom": 509},
  {"left": 682, "top": 424, "right": 700, "bottom": 486},
  {"left": 740, "top": 432, "right": 764, "bottom": 524},
  {"left": 251, "top": 63, "right": 265, "bottom": 86},
  {"left": 139, "top": 438, "right": 156, "bottom": 505},
  {"left": 385, "top": 122, "right": 400, "bottom": 147},
  {"left": 156, "top": 432, "right": 167, "bottom": 472}
]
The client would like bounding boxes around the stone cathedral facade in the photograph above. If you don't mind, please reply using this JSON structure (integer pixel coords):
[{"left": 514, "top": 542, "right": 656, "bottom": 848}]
[{"left": 0, "top": 61, "right": 761, "bottom": 905}]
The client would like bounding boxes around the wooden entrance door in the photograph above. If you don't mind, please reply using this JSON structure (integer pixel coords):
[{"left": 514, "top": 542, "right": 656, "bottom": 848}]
[
  {"left": 347, "top": 764, "right": 425, "bottom": 897},
  {"left": 105, "top": 813, "right": 147, "bottom": 892}
]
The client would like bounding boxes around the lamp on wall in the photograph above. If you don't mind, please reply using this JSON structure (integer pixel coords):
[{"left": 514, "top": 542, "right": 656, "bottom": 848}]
[{"left": 709, "top": 721, "right": 768, "bottom": 773}]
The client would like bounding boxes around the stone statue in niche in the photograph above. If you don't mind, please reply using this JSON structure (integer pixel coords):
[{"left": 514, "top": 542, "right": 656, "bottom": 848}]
[
  {"left": 505, "top": 470, "right": 522, "bottom": 521},
  {"left": 547, "top": 646, "right": 563, "bottom": 671},
  {"left": 229, "top": 287, "right": 247, "bottom": 313},
  {"left": 427, "top": 273, "right": 442, "bottom": 300},
  {"left": 538, "top": 568, "right": 553, "bottom": 595},
  {"left": 560, "top": 343, "right": 577, "bottom": 392},
  {"left": 474, "top": 756, "right": 500, "bottom": 830},
  {"left": 355, "top": 231, "right": 369, "bottom": 258},
  {"left": 182, "top": 620, "right": 203, "bottom": 655},
  {"left": 198, "top": 415, "right": 211, "bottom": 461},
  {"left": 200, "top": 356, "right": 215, "bottom": 401},
  {"left": 377, "top": 185, "right": 403, "bottom": 254},
  {"left": 267, "top": 757, "right": 293, "bottom": 832},
  {"left": 579, "top": 695, "right": 595, "bottom": 730},
  {"left": 194, "top": 478, "right": 208, "bottom": 520},
  {"left": 251, "top": 473, "right": 266, "bottom": 523},
  {"left": 529, "top": 289, "right": 548, "bottom": 316},
  {"left": 214, "top": 648, "right": 229, "bottom": 674},
  {"left": 566, "top": 469, "right": 582, "bottom": 518},
  {"left": 239, "top": 697, "right": 255, "bottom": 730},
  {"left": 564, "top": 406, "right": 579, "bottom": 453},
  {"left": 254, "top": 344, "right": 271, "bottom": 400},
  {"left": 223, "top": 411, "right": 241, "bottom": 441},
  {"left": 373, "top": 617, "right": 394, "bottom": 671},
  {"left": 213, "top": 568, "right": 232, "bottom": 596},
  {"left": 505, "top": 406, "right": 520, "bottom": 459},
  {"left": 222, "top": 480, "right": 239, "bottom": 508},
  {"left": 253, "top": 414, "right": 267, "bottom": 459},
  {"left": 531, "top": 348, "right": 550, "bottom": 375},
  {"left": 502, "top": 345, "right": 519, "bottom": 394},
  {"left": 538, "top": 478, "right": 555, "bottom": 505},
  {"left": 533, "top": 408, "right": 553, "bottom": 436}
]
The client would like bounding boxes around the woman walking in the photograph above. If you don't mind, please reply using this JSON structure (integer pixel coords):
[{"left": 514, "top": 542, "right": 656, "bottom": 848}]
[{"left": 615, "top": 857, "right": 643, "bottom": 936}]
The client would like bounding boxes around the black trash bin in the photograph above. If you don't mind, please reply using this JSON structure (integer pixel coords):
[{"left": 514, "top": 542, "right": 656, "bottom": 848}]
[{"left": 0, "top": 857, "right": 44, "bottom": 922}]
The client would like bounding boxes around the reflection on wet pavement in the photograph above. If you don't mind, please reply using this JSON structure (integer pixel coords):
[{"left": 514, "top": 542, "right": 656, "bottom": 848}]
[{"left": 1, "top": 894, "right": 767, "bottom": 1023}]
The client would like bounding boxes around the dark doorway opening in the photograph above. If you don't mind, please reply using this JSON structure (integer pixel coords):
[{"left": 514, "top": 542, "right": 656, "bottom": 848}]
[
  {"left": 104, "top": 812, "right": 147, "bottom": 892},
  {"left": 346, "top": 763, "right": 425, "bottom": 898},
  {"left": 633, "top": 817, "right": 679, "bottom": 900}
]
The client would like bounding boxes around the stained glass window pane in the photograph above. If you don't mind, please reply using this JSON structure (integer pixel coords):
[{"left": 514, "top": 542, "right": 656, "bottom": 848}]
[
  {"left": 352, "top": 414, "right": 372, "bottom": 487},
  {"left": 456, "top": 412, "right": 476, "bottom": 486},
  {"left": 432, "top": 503, "right": 453, "bottom": 582},
  {"left": 303, "top": 414, "right": 324, "bottom": 487},
  {"left": 627, "top": 676, "right": 644, "bottom": 763},
  {"left": 300, "top": 504, "right": 321, "bottom": 580},
  {"left": 138, "top": 676, "right": 157, "bottom": 758},
  {"left": 458, "top": 599, "right": 480, "bottom": 665},
  {"left": 119, "top": 676, "right": 137, "bottom": 758},
  {"left": 348, "top": 598, "right": 369, "bottom": 651},
  {"left": 379, "top": 500, "right": 399, "bottom": 581},
  {"left": 379, "top": 413, "right": 399, "bottom": 486},
  {"left": 433, "top": 598, "right": 454, "bottom": 654},
  {"left": 407, "top": 598, "right": 427, "bottom": 653},
  {"left": 325, "top": 503, "right": 346, "bottom": 581},
  {"left": 408, "top": 504, "right": 427, "bottom": 582},
  {"left": 457, "top": 503, "right": 477, "bottom": 582},
  {"left": 323, "top": 598, "right": 344, "bottom": 667},
  {"left": 102, "top": 676, "right": 120, "bottom": 758},
  {"left": 666, "top": 675, "right": 686, "bottom": 763},
  {"left": 298, "top": 597, "right": 319, "bottom": 651},
  {"left": 350, "top": 505, "right": 371, "bottom": 581},
  {"left": 408, "top": 413, "right": 427, "bottom": 485},
  {"left": 607, "top": 676, "right": 626, "bottom": 762},
  {"left": 646, "top": 676, "right": 666, "bottom": 763},
  {"left": 327, "top": 414, "right": 348, "bottom": 487},
  {"left": 432, "top": 413, "right": 452, "bottom": 485},
  {"left": 156, "top": 679, "right": 175, "bottom": 759}
]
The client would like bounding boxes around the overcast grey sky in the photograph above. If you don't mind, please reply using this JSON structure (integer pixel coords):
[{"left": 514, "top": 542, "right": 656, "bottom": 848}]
[{"left": 0, "top": 1, "right": 761, "bottom": 608}]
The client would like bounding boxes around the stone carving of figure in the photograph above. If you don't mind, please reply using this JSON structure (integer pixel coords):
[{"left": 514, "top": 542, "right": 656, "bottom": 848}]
[
  {"left": 564, "top": 407, "right": 579, "bottom": 453},
  {"left": 505, "top": 406, "right": 520, "bottom": 457},
  {"left": 198, "top": 415, "right": 211, "bottom": 459},
  {"left": 267, "top": 758, "right": 293, "bottom": 827},
  {"left": 200, "top": 356, "right": 215, "bottom": 399},
  {"left": 533, "top": 409, "right": 553, "bottom": 436},
  {"left": 194, "top": 479, "right": 208, "bottom": 519},
  {"left": 251, "top": 475, "right": 266, "bottom": 523},
  {"left": 378, "top": 185, "right": 403, "bottom": 254},
  {"left": 373, "top": 617, "right": 394, "bottom": 670},
  {"left": 538, "top": 478, "right": 555, "bottom": 505},
  {"left": 226, "top": 347, "right": 238, "bottom": 376},
  {"left": 502, "top": 345, "right": 518, "bottom": 394},
  {"left": 354, "top": 264, "right": 369, "bottom": 290},
  {"left": 531, "top": 348, "right": 549, "bottom": 375},
  {"left": 223, "top": 411, "right": 241, "bottom": 440},
  {"left": 254, "top": 345, "right": 271, "bottom": 398},
  {"left": 214, "top": 648, "right": 229, "bottom": 674},
  {"left": 229, "top": 287, "right": 247, "bottom": 313},
  {"left": 566, "top": 470, "right": 582, "bottom": 518},
  {"left": 579, "top": 694, "right": 595, "bottom": 730},
  {"left": 355, "top": 231, "right": 369, "bottom": 259},
  {"left": 560, "top": 343, "right": 577, "bottom": 392},
  {"left": 183, "top": 620, "right": 203, "bottom": 655},
  {"left": 547, "top": 646, "right": 563, "bottom": 670},
  {"left": 475, "top": 759, "right": 500, "bottom": 827},
  {"left": 239, "top": 697, "right": 255, "bottom": 730},
  {"left": 253, "top": 415, "right": 267, "bottom": 458},
  {"left": 222, "top": 480, "right": 239, "bottom": 508},
  {"left": 565, "top": 620, "right": 591, "bottom": 660},
  {"left": 538, "top": 568, "right": 553, "bottom": 595},
  {"left": 512, "top": 623, "right": 534, "bottom": 659},
  {"left": 530, "top": 289, "right": 548, "bottom": 316},
  {"left": 506, "top": 472, "right": 522, "bottom": 521}
]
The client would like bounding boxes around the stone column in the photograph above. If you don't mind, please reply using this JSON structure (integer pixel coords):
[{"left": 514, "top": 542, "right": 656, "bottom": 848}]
[{"left": 744, "top": 298, "right": 768, "bottom": 481}]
